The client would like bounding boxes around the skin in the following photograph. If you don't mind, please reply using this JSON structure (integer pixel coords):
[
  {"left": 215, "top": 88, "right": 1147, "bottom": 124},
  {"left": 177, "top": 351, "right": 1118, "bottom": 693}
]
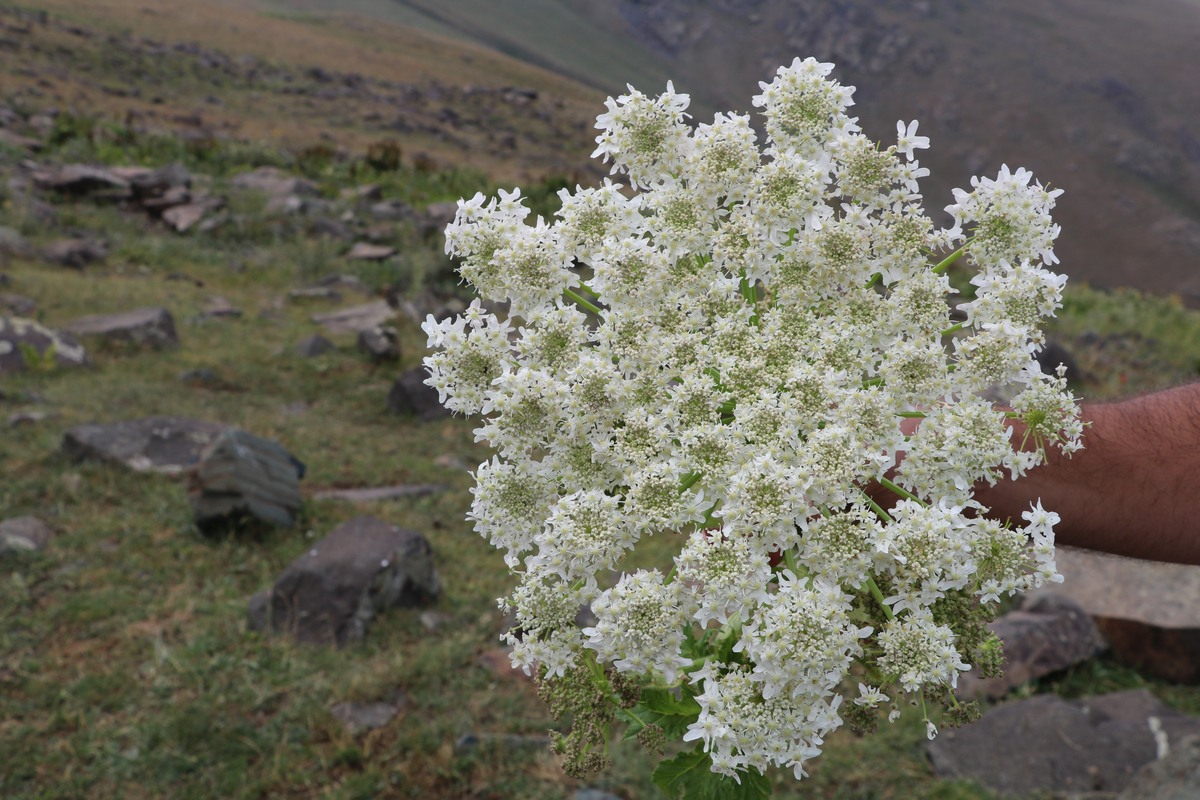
[{"left": 879, "top": 382, "right": 1200, "bottom": 565}]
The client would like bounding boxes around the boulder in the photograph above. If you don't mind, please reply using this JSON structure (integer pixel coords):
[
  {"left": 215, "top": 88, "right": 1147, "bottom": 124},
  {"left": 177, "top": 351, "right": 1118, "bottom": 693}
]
[
  {"left": 0, "top": 293, "right": 36, "bottom": 316},
  {"left": 63, "top": 416, "right": 228, "bottom": 474},
  {"left": 1119, "top": 734, "right": 1200, "bottom": 800},
  {"left": 43, "top": 237, "right": 107, "bottom": 268},
  {"left": 190, "top": 429, "right": 304, "bottom": 530},
  {"left": 928, "top": 689, "right": 1200, "bottom": 796},
  {"left": 64, "top": 307, "right": 178, "bottom": 349},
  {"left": 295, "top": 334, "right": 335, "bottom": 358},
  {"left": 199, "top": 295, "right": 242, "bottom": 319},
  {"left": 0, "top": 515, "right": 54, "bottom": 556},
  {"left": 311, "top": 299, "right": 395, "bottom": 335},
  {"left": 230, "top": 166, "right": 317, "bottom": 198},
  {"left": 1030, "top": 546, "right": 1200, "bottom": 683},
  {"left": 246, "top": 516, "right": 440, "bottom": 646},
  {"left": 32, "top": 164, "right": 129, "bottom": 196},
  {"left": 387, "top": 367, "right": 450, "bottom": 420},
  {"left": 956, "top": 593, "right": 1107, "bottom": 701},
  {"left": 128, "top": 162, "right": 191, "bottom": 207},
  {"left": 0, "top": 316, "right": 88, "bottom": 374},
  {"left": 162, "top": 197, "right": 224, "bottom": 233},
  {"left": 356, "top": 325, "right": 399, "bottom": 362},
  {"left": 0, "top": 128, "right": 41, "bottom": 151}
]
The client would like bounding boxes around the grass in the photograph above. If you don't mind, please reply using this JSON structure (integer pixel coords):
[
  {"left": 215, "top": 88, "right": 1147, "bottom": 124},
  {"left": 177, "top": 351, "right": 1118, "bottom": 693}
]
[{"left": 4, "top": 25, "right": 1200, "bottom": 796}]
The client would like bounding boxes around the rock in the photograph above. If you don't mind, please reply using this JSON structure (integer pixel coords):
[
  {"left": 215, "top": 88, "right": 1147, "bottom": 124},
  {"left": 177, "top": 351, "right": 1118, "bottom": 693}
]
[
  {"left": 387, "top": 367, "right": 450, "bottom": 420},
  {"left": 230, "top": 166, "right": 316, "bottom": 198},
  {"left": 341, "top": 184, "right": 382, "bottom": 202},
  {"left": 311, "top": 484, "right": 446, "bottom": 503},
  {"left": 423, "top": 201, "right": 458, "bottom": 235},
  {"left": 0, "top": 516, "right": 54, "bottom": 556},
  {"left": 346, "top": 242, "right": 396, "bottom": 261},
  {"left": 0, "top": 226, "right": 27, "bottom": 255},
  {"left": 64, "top": 307, "right": 178, "bottom": 349},
  {"left": 1119, "top": 734, "right": 1200, "bottom": 800},
  {"left": 356, "top": 325, "right": 399, "bottom": 362},
  {"left": 9, "top": 410, "right": 55, "bottom": 427},
  {"left": 956, "top": 593, "right": 1107, "bottom": 701},
  {"left": 199, "top": 295, "right": 242, "bottom": 319},
  {"left": 295, "top": 334, "right": 335, "bottom": 357},
  {"left": 453, "top": 732, "right": 548, "bottom": 755},
  {"left": 190, "top": 429, "right": 304, "bottom": 530},
  {"left": 0, "top": 316, "right": 88, "bottom": 374},
  {"left": 310, "top": 216, "right": 354, "bottom": 241},
  {"left": 312, "top": 274, "right": 372, "bottom": 295},
  {"left": 311, "top": 299, "right": 395, "bottom": 335},
  {"left": 572, "top": 790, "right": 624, "bottom": 800},
  {"left": 63, "top": 416, "right": 228, "bottom": 474},
  {"left": 32, "top": 164, "right": 129, "bottom": 196},
  {"left": 1030, "top": 546, "right": 1200, "bottom": 683},
  {"left": 0, "top": 293, "right": 36, "bottom": 316},
  {"left": 330, "top": 700, "right": 403, "bottom": 735},
  {"left": 0, "top": 128, "right": 41, "bottom": 151},
  {"left": 369, "top": 200, "right": 415, "bottom": 222},
  {"left": 162, "top": 196, "right": 224, "bottom": 233},
  {"left": 287, "top": 287, "right": 342, "bottom": 303},
  {"left": 927, "top": 689, "right": 1200, "bottom": 796},
  {"left": 128, "top": 162, "right": 191, "bottom": 205},
  {"left": 246, "top": 516, "right": 441, "bottom": 646},
  {"left": 43, "top": 237, "right": 107, "bottom": 268}
]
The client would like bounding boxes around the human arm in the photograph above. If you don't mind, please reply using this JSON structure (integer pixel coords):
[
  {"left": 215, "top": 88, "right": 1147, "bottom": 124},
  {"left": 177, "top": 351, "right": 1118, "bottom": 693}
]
[{"left": 976, "top": 382, "right": 1200, "bottom": 564}]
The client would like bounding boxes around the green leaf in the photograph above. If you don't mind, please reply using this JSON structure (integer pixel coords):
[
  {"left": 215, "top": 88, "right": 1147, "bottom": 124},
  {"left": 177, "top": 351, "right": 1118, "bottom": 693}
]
[
  {"left": 652, "top": 749, "right": 771, "bottom": 800},
  {"left": 641, "top": 688, "right": 701, "bottom": 717}
]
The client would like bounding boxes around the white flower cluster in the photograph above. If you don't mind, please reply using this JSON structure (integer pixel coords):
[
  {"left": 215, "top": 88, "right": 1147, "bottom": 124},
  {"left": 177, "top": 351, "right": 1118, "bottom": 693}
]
[{"left": 426, "top": 56, "right": 1080, "bottom": 781}]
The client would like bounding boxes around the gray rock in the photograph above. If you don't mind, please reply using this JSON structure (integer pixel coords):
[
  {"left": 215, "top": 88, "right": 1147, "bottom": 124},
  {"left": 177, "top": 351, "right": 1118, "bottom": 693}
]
[
  {"left": 63, "top": 416, "right": 228, "bottom": 474},
  {"left": 0, "top": 293, "right": 36, "bottom": 316},
  {"left": 190, "top": 429, "right": 304, "bottom": 530},
  {"left": 346, "top": 242, "right": 396, "bottom": 261},
  {"left": 9, "top": 410, "right": 54, "bottom": 427},
  {"left": 369, "top": 200, "right": 415, "bottom": 222},
  {"left": 330, "top": 700, "right": 403, "bottom": 735},
  {"left": 1030, "top": 546, "right": 1200, "bottom": 683},
  {"left": 295, "top": 334, "right": 335, "bottom": 358},
  {"left": 64, "top": 307, "right": 178, "bottom": 349},
  {"left": 0, "top": 128, "right": 41, "bottom": 151},
  {"left": 387, "top": 367, "right": 450, "bottom": 420},
  {"left": 199, "top": 295, "right": 242, "bottom": 319},
  {"left": 230, "top": 166, "right": 317, "bottom": 198},
  {"left": 312, "top": 484, "right": 446, "bottom": 503},
  {"left": 129, "top": 162, "right": 191, "bottom": 203},
  {"left": 0, "top": 316, "right": 88, "bottom": 374},
  {"left": 43, "top": 238, "right": 107, "bottom": 268},
  {"left": 311, "top": 300, "right": 396, "bottom": 335},
  {"left": 928, "top": 689, "right": 1200, "bottom": 796},
  {"left": 956, "top": 593, "right": 1107, "bottom": 701},
  {"left": 356, "top": 325, "right": 399, "bottom": 362},
  {"left": 572, "top": 790, "right": 624, "bottom": 800},
  {"left": 32, "top": 164, "right": 129, "bottom": 196},
  {"left": 287, "top": 287, "right": 342, "bottom": 303},
  {"left": 1119, "top": 734, "right": 1200, "bottom": 800},
  {"left": 246, "top": 516, "right": 440, "bottom": 646},
  {"left": 0, "top": 516, "right": 54, "bottom": 556},
  {"left": 163, "top": 198, "right": 223, "bottom": 233},
  {"left": 453, "top": 732, "right": 549, "bottom": 755},
  {"left": 0, "top": 227, "right": 27, "bottom": 255}
]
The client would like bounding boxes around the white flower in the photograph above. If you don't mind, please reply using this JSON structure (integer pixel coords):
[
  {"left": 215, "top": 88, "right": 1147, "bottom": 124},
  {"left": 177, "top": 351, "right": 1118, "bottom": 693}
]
[
  {"left": 895, "top": 120, "right": 930, "bottom": 160},
  {"left": 583, "top": 569, "right": 694, "bottom": 682},
  {"left": 593, "top": 81, "right": 693, "bottom": 188}
]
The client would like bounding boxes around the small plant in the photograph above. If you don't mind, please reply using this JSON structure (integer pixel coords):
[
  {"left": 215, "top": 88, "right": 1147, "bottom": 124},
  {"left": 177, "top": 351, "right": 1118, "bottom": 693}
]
[{"left": 425, "top": 58, "right": 1080, "bottom": 795}]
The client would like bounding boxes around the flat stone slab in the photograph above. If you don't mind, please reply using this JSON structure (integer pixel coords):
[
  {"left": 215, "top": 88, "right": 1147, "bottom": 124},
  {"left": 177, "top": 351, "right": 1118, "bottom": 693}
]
[
  {"left": 312, "top": 484, "right": 446, "bottom": 503},
  {"left": 0, "top": 516, "right": 54, "bottom": 556},
  {"left": 1032, "top": 546, "right": 1200, "bottom": 683},
  {"left": 63, "top": 416, "right": 227, "bottom": 474},
  {"left": 928, "top": 689, "right": 1200, "bottom": 796},
  {"left": 43, "top": 238, "right": 107, "bottom": 268},
  {"left": 311, "top": 300, "right": 396, "bottom": 335},
  {"left": 0, "top": 316, "right": 88, "bottom": 374},
  {"left": 247, "top": 516, "right": 440, "bottom": 646},
  {"left": 32, "top": 164, "right": 129, "bottom": 195},
  {"left": 330, "top": 700, "right": 404, "bottom": 735},
  {"left": 1119, "top": 734, "right": 1200, "bottom": 799},
  {"left": 190, "top": 429, "right": 303, "bottom": 530},
  {"left": 64, "top": 307, "right": 178, "bottom": 349},
  {"left": 347, "top": 242, "right": 396, "bottom": 261},
  {"left": 957, "top": 593, "right": 1107, "bottom": 701},
  {"left": 230, "top": 166, "right": 316, "bottom": 198}
]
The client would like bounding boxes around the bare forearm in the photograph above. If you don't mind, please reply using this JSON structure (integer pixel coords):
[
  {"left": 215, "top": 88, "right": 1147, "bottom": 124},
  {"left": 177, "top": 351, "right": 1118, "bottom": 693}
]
[{"left": 976, "top": 383, "right": 1200, "bottom": 564}]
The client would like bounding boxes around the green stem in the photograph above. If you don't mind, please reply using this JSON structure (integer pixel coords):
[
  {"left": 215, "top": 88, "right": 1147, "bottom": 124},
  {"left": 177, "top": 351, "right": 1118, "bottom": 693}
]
[
  {"left": 679, "top": 472, "right": 703, "bottom": 492},
  {"left": 878, "top": 476, "right": 925, "bottom": 506},
  {"left": 941, "top": 322, "right": 965, "bottom": 336},
  {"left": 896, "top": 411, "right": 928, "bottom": 419},
  {"left": 862, "top": 377, "right": 884, "bottom": 388},
  {"left": 865, "top": 576, "right": 895, "bottom": 621},
  {"left": 564, "top": 288, "right": 603, "bottom": 315},
  {"left": 860, "top": 490, "right": 894, "bottom": 524},
  {"left": 932, "top": 247, "right": 967, "bottom": 275}
]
